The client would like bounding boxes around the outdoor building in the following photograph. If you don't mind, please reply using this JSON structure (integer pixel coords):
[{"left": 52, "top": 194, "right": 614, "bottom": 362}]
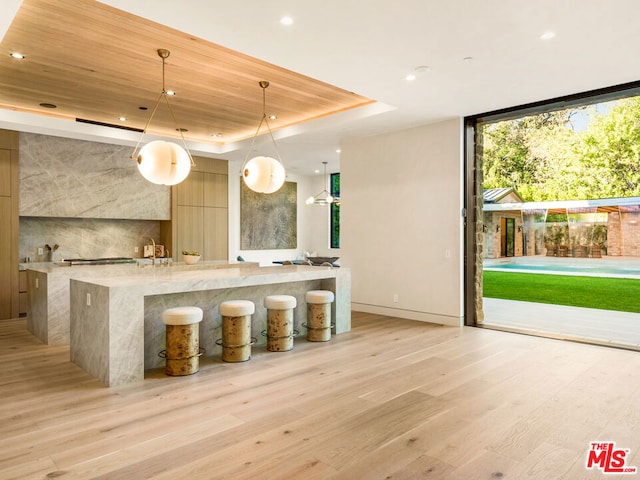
[{"left": 483, "top": 188, "right": 640, "bottom": 259}]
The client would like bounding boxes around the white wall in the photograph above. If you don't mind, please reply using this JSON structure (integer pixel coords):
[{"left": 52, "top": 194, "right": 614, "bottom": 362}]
[
  {"left": 341, "top": 118, "right": 464, "bottom": 326},
  {"left": 228, "top": 163, "right": 340, "bottom": 266}
]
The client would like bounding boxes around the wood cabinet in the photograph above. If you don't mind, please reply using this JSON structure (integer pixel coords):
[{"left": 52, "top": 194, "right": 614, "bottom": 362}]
[
  {"left": 0, "top": 130, "right": 19, "bottom": 320},
  {"left": 171, "top": 158, "right": 228, "bottom": 261},
  {"left": 0, "top": 149, "right": 10, "bottom": 197}
]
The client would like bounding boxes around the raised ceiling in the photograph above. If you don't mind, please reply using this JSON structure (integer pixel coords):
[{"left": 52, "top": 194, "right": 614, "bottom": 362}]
[
  {"left": 0, "top": 0, "right": 372, "bottom": 147},
  {"left": 1, "top": 0, "right": 640, "bottom": 174}
]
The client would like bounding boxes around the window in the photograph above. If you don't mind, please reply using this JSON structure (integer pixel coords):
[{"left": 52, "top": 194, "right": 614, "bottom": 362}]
[{"left": 330, "top": 172, "right": 340, "bottom": 248}]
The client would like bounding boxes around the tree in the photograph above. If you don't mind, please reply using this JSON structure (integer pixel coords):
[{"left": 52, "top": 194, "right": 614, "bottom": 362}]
[
  {"left": 482, "top": 98, "right": 640, "bottom": 201},
  {"left": 576, "top": 97, "right": 640, "bottom": 198},
  {"left": 482, "top": 109, "right": 580, "bottom": 201}
]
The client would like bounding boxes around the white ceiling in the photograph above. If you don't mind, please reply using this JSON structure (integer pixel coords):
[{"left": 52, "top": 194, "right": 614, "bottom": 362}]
[{"left": 2, "top": 0, "right": 640, "bottom": 176}]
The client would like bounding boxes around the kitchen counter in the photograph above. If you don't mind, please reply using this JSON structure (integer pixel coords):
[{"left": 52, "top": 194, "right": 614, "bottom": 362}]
[
  {"left": 69, "top": 265, "right": 350, "bottom": 387},
  {"left": 26, "top": 260, "right": 258, "bottom": 345}
]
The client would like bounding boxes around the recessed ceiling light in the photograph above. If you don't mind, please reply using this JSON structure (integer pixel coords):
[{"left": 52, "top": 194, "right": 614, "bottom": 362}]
[
  {"left": 314, "top": 169, "right": 320, "bottom": 174},
  {"left": 10, "top": 52, "right": 25, "bottom": 60},
  {"left": 280, "top": 16, "right": 293, "bottom": 26},
  {"left": 39, "top": 103, "right": 57, "bottom": 109},
  {"left": 268, "top": 114, "right": 277, "bottom": 120},
  {"left": 212, "top": 133, "right": 222, "bottom": 138},
  {"left": 463, "top": 56, "right": 473, "bottom": 62},
  {"left": 336, "top": 149, "right": 341, "bottom": 153},
  {"left": 414, "top": 65, "right": 431, "bottom": 73},
  {"left": 138, "top": 106, "right": 148, "bottom": 110},
  {"left": 176, "top": 128, "right": 188, "bottom": 132},
  {"left": 405, "top": 74, "right": 417, "bottom": 81},
  {"left": 119, "top": 116, "right": 127, "bottom": 122},
  {"left": 165, "top": 90, "right": 176, "bottom": 96},
  {"left": 541, "top": 31, "right": 555, "bottom": 40}
]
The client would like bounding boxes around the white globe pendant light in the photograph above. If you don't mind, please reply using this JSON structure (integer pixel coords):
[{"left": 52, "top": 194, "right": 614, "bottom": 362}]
[
  {"left": 241, "top": 81, "right": 286, "bottom": 194},
  {"left": 243, "top": 155, "right": 286, "bottom": 194},
  {"left": 137, "top": 140, "right": 192, "bottom": 186},
  {"left": 131, "top": 49, "right": 194, "bottom": 185}
]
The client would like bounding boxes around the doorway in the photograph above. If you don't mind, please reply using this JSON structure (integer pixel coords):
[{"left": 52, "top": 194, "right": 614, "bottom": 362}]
[
  {"left": 500, "top": 218, "right": 515, "bottom": 257},
  {"left": 463, "top": 80, "right": 640, "bottom": 342}
]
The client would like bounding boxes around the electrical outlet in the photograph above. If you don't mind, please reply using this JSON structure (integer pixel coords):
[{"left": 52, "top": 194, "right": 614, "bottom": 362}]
[
  {"left": 38, "top": 247, "right": 43, "bottom": 255},
  {"left": 86, "top": 293, "right": 91, "bottom": 306},
  {"left": 134, "top": 246, "right": 139, "bottom": 253},
  {"left": 445, "top": 249, "right": 451, "bottom": 258},
  {"left": 35, "top": 278, "right": 39, "bottom": 289},
  {"left": 393, "top": 293, "right": 399, "bottom": 303}
]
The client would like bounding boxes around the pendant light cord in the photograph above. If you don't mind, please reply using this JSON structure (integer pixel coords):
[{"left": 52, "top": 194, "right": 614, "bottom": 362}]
[
  {"left": 130, "top": 50, "right": 195, "bottom": 166},
  {"left": 241, "top": 81, "right": 283, "bottom": 168}
]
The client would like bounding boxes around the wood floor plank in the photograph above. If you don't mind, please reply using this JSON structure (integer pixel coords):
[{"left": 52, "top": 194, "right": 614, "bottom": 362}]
[{"left": 2, "top": 314, "right": 640, "bottom": 479}]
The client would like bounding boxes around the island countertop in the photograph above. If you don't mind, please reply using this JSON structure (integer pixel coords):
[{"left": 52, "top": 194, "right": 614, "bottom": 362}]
[
  {"left": 26, "top": 260, "right": 259, "bottom": 345},
  {"left": 69, "top": 264, "right": 351, "bottom": 387},
  {"left": 78, "top": 264, "right": 342, "bottom": 290}
]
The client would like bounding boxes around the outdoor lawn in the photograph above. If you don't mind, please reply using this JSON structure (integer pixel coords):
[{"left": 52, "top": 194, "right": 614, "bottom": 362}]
[{"left": 483, "top": 271, "right": 640, "bottom": 313}]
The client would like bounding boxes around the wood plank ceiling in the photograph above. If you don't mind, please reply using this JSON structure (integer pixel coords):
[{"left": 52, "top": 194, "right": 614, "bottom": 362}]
[{"left": 0, "top": 0, "right": 372, "bottom": 145}]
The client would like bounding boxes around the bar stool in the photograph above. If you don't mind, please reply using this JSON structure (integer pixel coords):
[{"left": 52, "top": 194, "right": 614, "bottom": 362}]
[
  {"left": 216, "top": 300, "right": 256, "bottom": 362},
  {"left": 304, "top": 290, "right": 335, "bottom": 342},
  {"left": 159, "top": 306, "right": 204, "bottom": 376},
  {"left": 263, "top": 295, "right": 297, "bottom": 352}
]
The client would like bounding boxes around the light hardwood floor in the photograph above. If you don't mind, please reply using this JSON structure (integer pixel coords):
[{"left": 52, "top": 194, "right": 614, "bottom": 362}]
[{"left": 2, "top": 312, "right": 640, "bottom": 480}]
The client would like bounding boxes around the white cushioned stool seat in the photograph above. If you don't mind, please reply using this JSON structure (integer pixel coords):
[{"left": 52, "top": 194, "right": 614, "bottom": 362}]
[
  {"left": 264, "top": 295, "right": 297, "bottom": 310},
  {"left": 220, "top": 300, "right": 255, "bottom": 317},
  {"left": 305, "top": 290, "right": 335, "bottom": 304},
  {"left": 162, "top": 306, "right": 203, "bottom": 325}
]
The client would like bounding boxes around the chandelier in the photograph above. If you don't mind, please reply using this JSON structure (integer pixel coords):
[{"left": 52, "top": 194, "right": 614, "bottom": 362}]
[{"left": 306, "top": 162, "right": 334, "bottom": 205}]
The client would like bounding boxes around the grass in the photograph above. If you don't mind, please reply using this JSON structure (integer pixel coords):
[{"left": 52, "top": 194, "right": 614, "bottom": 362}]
[{"left": 483, "top": 271, "right": 640, "bottom": 313}]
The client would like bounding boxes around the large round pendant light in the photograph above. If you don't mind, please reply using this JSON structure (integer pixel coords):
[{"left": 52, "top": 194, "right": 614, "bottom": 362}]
[
  {"left": 137, "top": 140, "right": 192, "bottom": 186},
  {"left": 131, "top": 49, "right": 194, "bottom": 186},
  {"left": 243, "top": 156, "right": 286, "bottom": 194},
  {"left": 241, "top": 81, "right": 286, "bottom": 194}
]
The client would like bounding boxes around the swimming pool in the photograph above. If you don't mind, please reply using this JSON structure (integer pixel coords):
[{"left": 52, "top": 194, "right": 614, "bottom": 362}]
[{"left": 484, "top": 262, "right": 640, "bottom": 279}]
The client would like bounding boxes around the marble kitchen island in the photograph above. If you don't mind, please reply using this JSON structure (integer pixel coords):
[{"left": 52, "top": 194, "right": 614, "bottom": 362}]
[
  {"left": 70, "top": 265, "right": 351, "bottom": 387},
  {"left": 26, "top": 260, "right": 257, "bottom": 345}
]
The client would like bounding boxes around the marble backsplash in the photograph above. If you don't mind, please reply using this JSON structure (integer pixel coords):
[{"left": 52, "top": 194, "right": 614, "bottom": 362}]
[
  {"left": 20, "top": 217, "right": 160, "bottom": 262},
  {"left": 19, "top": 132, "right": 170, "bottom": 220}
]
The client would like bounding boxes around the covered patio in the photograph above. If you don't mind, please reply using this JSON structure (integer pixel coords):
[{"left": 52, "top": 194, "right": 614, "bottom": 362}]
[
  {"left": 482, "top": 189, "right": 640, "bottom": 259},
  {"left": 483, "top": 297, "right": 640, "bottom": 350}
]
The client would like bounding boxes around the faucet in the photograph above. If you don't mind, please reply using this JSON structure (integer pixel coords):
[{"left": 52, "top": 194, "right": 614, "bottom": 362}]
[{"left": 148, "top": 238, "right": 156, "bottom": 267}]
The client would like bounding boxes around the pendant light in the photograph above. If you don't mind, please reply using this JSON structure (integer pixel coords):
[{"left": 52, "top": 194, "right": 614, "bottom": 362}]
[
  {"left": 131, "top": 49, "right": 195, "bottom": 186},
  {"left": 306, "top": 162, "right": 334, "bottom": 205},
  {"left": 241, "top": 81, "right": 286, "bottom": 194}
]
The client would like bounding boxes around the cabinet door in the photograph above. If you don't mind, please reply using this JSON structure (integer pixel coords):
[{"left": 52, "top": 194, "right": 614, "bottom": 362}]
[
  {"left": 0, "top": 149, "right": 10, "bottom": 197},
  {"left": 0, "top": 197, "right": 12, "bottom": 319},
  {"left": 176, "top": 206, "right": 204, "bottom": 258},
  {"left": 203, "top": 173, "right": 227, "bottom": 208},
  {"left": 175, "top": 171, "right": 204, "bottom": 206},
  {"left": 203, "top": 207, "right": 228, "bottom": 260}
]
